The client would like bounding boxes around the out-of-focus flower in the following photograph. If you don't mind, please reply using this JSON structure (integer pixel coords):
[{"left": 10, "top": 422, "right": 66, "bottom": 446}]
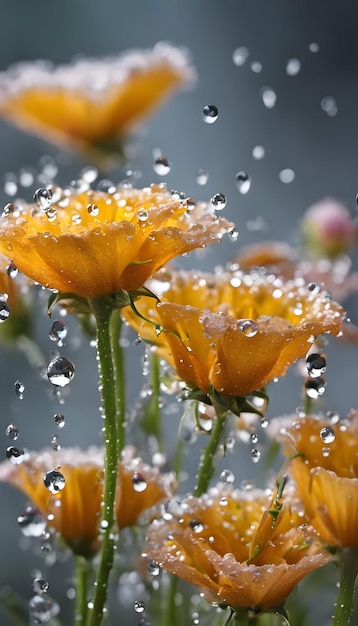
[
  {"left": 302, "top": 198, "right": 357, "bottom": 260},
  {"left": 0, "top": 184, "right": 232, "bottom": 300},
  {"left": 0, "top": 447, "right": 104, "bottom": 558},
  {"left": 276, "top": 412, "right": 358, "bottom": 548},
  {"left": 235, "top": 241, "right": 297, "bottom": 278},
  {"left": 0, "top": 44, "right": 195, "bottom": 156},
  {"left": 144, "top": 485, "right": 330, "bottom": 612},
  {"left": 116, "top": 446, "right": 175, "bottom": 529},
  {"left": 123, "top": 269, "right": 343, "bottom": 400}
]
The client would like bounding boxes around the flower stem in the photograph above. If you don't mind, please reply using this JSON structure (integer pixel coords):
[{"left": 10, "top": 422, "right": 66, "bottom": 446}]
[
  {"left": 331, "top": 547, "right": 358, "bottom": 626},
  {"left": 233, "top": 609, "right": 249, "bottom": 625},
  {"left": 110, "top": 313, "right": 126, "bottom": 454},
  {"left": 75, "top": 556, "right": 89, "bottom": 626},
  {"left": 142, "top": 352, "right": 163, "bottom": 449},
  {"left": 88, "top": 298, "right": 118, "bottom": 626},
  {"left": 194, "top": 406, "right": 227, "bottom": 497}
]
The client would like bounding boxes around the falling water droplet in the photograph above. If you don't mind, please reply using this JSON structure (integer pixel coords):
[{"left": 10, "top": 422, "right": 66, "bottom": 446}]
[
  {"left": 44, "top": 469, "right": 65, "bottom": 494},
  {"left": 306, "top": 353, "right": 326, "bottom": 378},
  {"left": 286, "top": 58, "right": 301, "bottom": 76},
  {"left": 134, "top": 600, "right": 145, "bottom": 614},
  {"left": 49, "top": 320, "right": 68, "bottom": 345},
  {"left": 132, "top": 473, "right": 148, "bottom": 493},
  {"left": 5, "top": 424, "right": 19, "bottom": 440},
  {"left": 6, "top": 446, "right": 25, "bottom": 465},
  {"left": 17, "top": 506, "right": 46, "bottom": 537},
  {"left": 220, "top": 469, "right": 235, "bottom": 484},
  {"left": 250, "top": 433, "right": 258, "bottom": 444},
  {"left": 29, "top": 594, "right": 55, "bottom": 624},
  {"left": 252, "top": 145, "right": 265, "bottom": 160},
  {"left": 210, "top": 193, "right": 226, "bottom": 210},
  {"left": 153, "top": 156, "right": 171, "bottom": 176},
  {"left": 0, "top": 301, "right": 10, "bottom": 322},
  {"left": 320, "top": 426, "right": 335, "bottom": 444},
  {"left": 321, "top": 96, "right": 338, "bottom": 117},
  {"left": 196, "top": 169, "right": 209, "bottom": 185},
  {"left": 2, "top": 202, "right": 17, "bottom": 217},
  {"left": 251, "top": 448, "right": 261, "bottom": 463},
  {"left": 80, "top": 165, "right": 98, "bottom": 184},
  {"left": 304, "top": 377, "right": 326, "bottom": 399},
  {"left": 237, "top": 319, "right": 258, "bottom": 337},
  {"left": 32, "top": 579, "right": 49, "bottom": 595},
  {"left": 326, "top": 410, "right": 340, "bottom": 425},
  {"left": 309, "top": 42, "right": 320, "bottom": 53},
  {"left": 147, "top": 561, "right": 161, "bottom": 576},
  {"left": 236, "top": 171, "right": 251, "bottom": 194},
  {"left": 54, "top": 413, "right": 65, "bottom": 429},
  {"left": 228, "top": 228, "right": 239, "bottom": 242},
  {"left": 260, "top": 87, "right": 277, "bottom": 109},
  {"left": 47, "top": 356, "right": 75, "bottom": 387},
  {"left": 232, "top": 46, "right": 249, "bottom": 66},
  {"left": 33, "top": 188, "right": 52, "bottom": 211},
  {"left": 279, "top": 168, "right": 295, "bottom": 183},
  {"left": 6, "top": 261, "right": 18, "bottom": 278},
  {"left": 15, "top": 380, "right": 25, "bottom": 398},
  {"left": 202, "top": 105, "right": 219, "bottom": 123}
]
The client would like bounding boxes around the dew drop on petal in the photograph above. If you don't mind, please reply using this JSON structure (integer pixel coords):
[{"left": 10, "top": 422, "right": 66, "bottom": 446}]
[
  {"left": 6, "top": 446, "right": 25, "bottom": 465},
  {"left": 132, "top": 472, "right": 147, "bottom": 492},
  {"left": 2, "top": 202, "right": 17, "bottom": 216},
  {"left": 153, "top": 156, "right": 171, "bottom": 176},
  {"left": 5, "top": 424, "right": 19, "bottom": 440},
  {"left": 32, "top": 579, "right": 49, "bottom": 595},
  {"left": 97, "top": 179, "right": 116, "bottom": 194},
  {"left": 17, "top": 506, "right": 46, "bottom": 537},
  {"left": 220, "top": 469, "right": 235, "bottom": 484},
  {"left": 308, "top": 282, "right": 321, "bottom": 295},
  {"left": 87, "top": 203, "right": 100, "bottom": 216},
  {"left": 137, "top": 209, "right": 148, "bottom": 222},
  {"left": 44, "top": 470, "right": 65, "bottom": 493},
  {"left": 54, "top": 413, "right": 65, "bottom": 428},
  {"left": 33, "top": 188, "right": 52, "bottom": 211},
  {"left": 0, "top": 301, "right": 10, "bottom": 322},
  {"left": 196, "top": 169, "right": 209, "bottom": 186},
  {"left": 49, "top": 319, "right": 68, "bottom": 344},
  {"left": 236, "top": 171, "right": 251, "bottom": 194},
  {"left": 286, "top": 58, "right": 301, "bottom": 76},
  {"left": 237, "top": 319, "right": 258, "bottom": 337},
  {"left": 252, "top": 145, "right": 265, "bottom": 160},
  {"left": 306, "top": 353, "right": 327, "bottom": 378},
  {"left": 260, "top": 87, "right": 277, "bottom": 109},
  {"left": 279, "top": 168, "right": 295, "bottom": 183},
  {"left": 232, "top": 46, "right": 249, "bottom": 66},
  {"left": 202, "top": 104, "right": 219, "bottom": 123},
  {"left": 189, "top": 520, "right": 204, "bottom": 533},
  {"left": 210, "top": 192, "right": 226, "bottom": 210},
  {"left": 320, "top": 426, "right": 335, "bottom": 444},
  {"left": 47, "top": 356, "right": 75, "bottom": 387}
]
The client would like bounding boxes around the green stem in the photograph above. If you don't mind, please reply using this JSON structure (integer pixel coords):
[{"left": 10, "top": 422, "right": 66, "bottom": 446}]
[
  {"left": 88, "top": 299, "right": 118, "bottom": 626},
  {"left": 161, "top": 574, "right": 178, "bottom": 626},
  {"left": 110, "top": 313, "right": 126, "bottom": 454},
  {"left": 233, "top": 609, "right": 249, "bottom": 625},
  {"left": 75, "top": 556, "right": 89, "bottom": 626},
  {"left": 142, "top": 352, "right": 163, "bottom": 449},
  {"left": 331, "top": 547, "right": 358, "bottom": 626},
  {"left": 194, "top": 406, "right": 227, "bottom": 497}
]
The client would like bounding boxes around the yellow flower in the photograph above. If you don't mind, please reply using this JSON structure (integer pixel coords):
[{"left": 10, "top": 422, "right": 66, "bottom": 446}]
[
  {"left": 0, "top": 44, "right": 195, "bottom": 155},
  {"left": 116, "top": 446, "right": 175, "bottom": 529},
  {"left": 277, "top": 412, "right": 358, "bottom": 547},
  {"left": 144, "top": 485, "right": 330, "bottom": 611},
  {"left": 0, "top": 185, "right": 232, "bottom": 299},
  {"left": 122, "top": 269, "right": 343, "bottom": 399},
  {"left": 0, "top": 447, "right": 104, "bottom": 558}
]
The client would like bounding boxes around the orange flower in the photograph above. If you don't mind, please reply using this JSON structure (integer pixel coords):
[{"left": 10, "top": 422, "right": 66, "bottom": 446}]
[
  {"left": 122, "top": 269, "right": 343, "bottom": 399},
  {"left": 0, "top": 447, "right": 104, "bottom": 558},
  {"left": 116, "top": 446, "right": 175, "bottom": 529},
  {"left": 0, "top": 184, "right": 232, "bottom": 299},
  {"left": 277, "top": 412, "right": 358, "bottom": 547},
  {"left": 144, "top": 485, "right": 330, "bottom": 611},
  {"left": 0, "top": 44, "right": 195, "bottom": 155}
]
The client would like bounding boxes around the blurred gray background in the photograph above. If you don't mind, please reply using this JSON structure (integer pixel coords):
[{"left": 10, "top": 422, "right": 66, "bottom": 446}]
[{"left": 0, "top": 1, "right": 358, "bottom": 624}]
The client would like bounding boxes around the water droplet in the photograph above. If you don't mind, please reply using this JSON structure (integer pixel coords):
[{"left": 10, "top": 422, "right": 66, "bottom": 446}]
[
  {"left": 240, "top": 479, "right": 255, "bottom": 491},
  {"left": 49, "top": 319, "right": 67, "bottom": 345},
  {"left": 260, "top": 87, "right": 277, "bottom": 109},
  {"left": 153, "top": 156, "right": 171, "bottom": 176},
  {"left": 33, "top": 188, "right": 52, "bottom": 211},
  {"left": 97, "top": 179, "right": 116, "bottom": 194},
  {"left": 3, "top": 173, "right": 17, "bottom": 196},
  {"left": 309, "top": 42, "right": 320, "bottom": 53},
  {"left": 17, "top": 506, "right": 46, "bottom": 537},
  {"left": 236, "top": 171, "right": 251, "bottom": 194},
  {"left": 47, "top": 356, "right": 75, "bottom": 387},
  {"left": 220, "top": 469, "right": 235, "bottom": 484},
  {"left": 6, "top": 261, "right": 18, "bottom": 278},
  {"left": 147, "top": 561, "right": 161, "bottom": 576},
  {"left": 87, "top": 203, "right": 100, "bottom": 216},
  {"left": 250, "top": 61, "right": 263, "bottom": 73},
  {"left": 286, "top": 58, "right": 301, "bottom": 76},
  {"left": 279, "top": 168, "right": 295, "bottom": 183},
  {"left": 134, "top": 600, "right": 145, "bottom": 614},
  {"left": 44, "top": 470, "right": 65, "bottom": 493},
  {"left": 251, "top": 448, "right": 261, "bottom": 463},
  {"left": 32, "top": 579, "right": 49, "bottom": 595},
  {"left": 210, "top": 192, "right": 226, "bottom": 210},
  {"left": 6, "top": 446, "right": 25, "bottom": 465},
  {"left": 232, "top": 46, "right": 249, "bottom": 66},
  {"left": 0, "top": 301, "right": 10, "bottom": 322},
  {"left": 237, "top": 319, "right": 258, "bottom": 337},
  {"left": 15, "top": 380, "right": 25, "bottom": 398},
  {"left": 259, "top": 416, "right": 268, "bottom": 429},
  {"left": 326, "top": 410, "right": 340, "bottom": 425},
  {"left": 19, "top": 168, "right": 34, "bottom": 188},
  {"left": 252, "top": 145, "right": 265, "bottom": 160},
  {"left": 321, "top": 96, "right": 337, "bottom": 117},
  {"left": 2, "top": 202, "right": 17, "bottom": 216},
  {"left": 196, "top": 169, "right": 209, "bottom": 185},
  {"left": 320, "top": 426, "right": 335, "bottom": 444},
  {"left": 54, "top": 413, "right": 65, "bottom": 429},
  {"left": 80, "top": 165, "right": 98, "bottom": 184},
  {"left": 306, "top": 353, "right": 326, "bottom": 378},
  {"left": 308, "top": 282, "right": 321, "bottom": 295},
  {"left": 5, "top": 423, "right": 19, "bottom": 440},
  {"left": 29, "top": 594, "right": 54, "bottom": 624},
  {"left": 132, "top": 473, "right": 147, "bottom": 493},
  {"left": 202, "top": 105, "right": 218, "bottom": 123},
  {"left": 189, "top": 520, "right": 204, "bottom": 533},
  {"left": 250, "top": 433, "right": 258, "bottom": 444},
  {"left": 304, "top": 377, "right": 326, "bottom": 399},
  {"left": 137, "top": 209, "right": 148, "bottom": 222},
  {"left": 228, "top": 227, "right": 239, "bottom": 242}
]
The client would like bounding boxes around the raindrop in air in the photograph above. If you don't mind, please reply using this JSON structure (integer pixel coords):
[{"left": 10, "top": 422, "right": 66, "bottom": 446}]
[
  {"left": 134, "top": 600, "right": 145, "bottom": 614},
  {"left": 252, "top": 145, "right": 265, "bottom": 160},
  {"left": 232, "top": 46, "right": 249, "bottom": 66},
  {"left": 306, "top": 353, "right": 326, "bottom": 378},
  {"left": 6, "top": 446, "right": 25, "bottom": 465},
  {"left": 320, "top": 426, "right": 335, "bottom": 444},
  {"left": 49, "top": 320, "right": 68, "bottom": 345},
  {"left": 321, "top": 96, "right": 338, "bottom": 117},
  {"left": 5, "top": 424, "right": 19, "bottom": 440},
  {"left": 54, "top": 413, "right": 65, "bottom": 428},
  {"left": 32, "top": 579, "right": 49, "bottom": 595},
  {"left": 326, "top": 410, "right": 340, "bottom": 425},
  {"left": 304, "top": 377, "right": 326, "bottom": 399},
  {"left": 6, "top": 261, "right": 18, "bottom": 278},
  {"left": 33, "top": 188, "right": 52, "bottom": 211},
  {"left": 97, "top": 179, "right": 116, "bottom": 194},
  {"left": 17, "top": 506, "right": 46, "bottom": 537},
  {"left": 286, "top": 58, "right": 301, "bottom": 76},
  {"left": 250, "top": 61, "right": 263, "bottom": 73},
  {"left": 29, "top": 594, "right": 54, "bottom": 624},
  {"left": 260, "top": 87, "right": 277, "bottom": 109},
  {"left": 279, "top": 168, "right": 295, "bottom": 183},
  {"left": 251, "top": 449, "right": 261, "bottom": 463},
  {"left": 15, "top": 380, "right": 25, "bottom": 398},
  {"left": 153, "top": 156, "right": 171, "bottom": 176},
  {"left": 220, "top": 469, "right": 235, "bottom": 484},
  {"left": 250, "top": 433, "right": 258, "bottom": 444},
  {"left": 44, "top": 470, "right": 66, "bottom": 494},
  {"left": 196, "top": 169, "right": 209, "bottom": 185},
  {"left": 147, "top": 561, "right": 161, "bottom": 576},
  {"left": 236, "top": 171, "right": 251, "bottom": 194},
  {"left": 80, "top": 165, "right": 98, "bottom": 184},
  {"left": 132, "top": 473, "right": 148, "bottom": 493},
  {"left": 237, "top": 319, "right": 258, "bottom": 337},
  {"left": 202, "top": 105, "right": 219, "bottom": 123},
  {"left": 309, "top": 42, "right": 320, "bottom": 53},
  {"left": 0, "top": 301, "right": 10, "bottom": 322},
  {"left": 47, "top": 356, "right": 75, "bottom": 387},
  {"left": 228, "top": 228, "right": 239, "bottom": 242},
  {"left": 210, "top": 193, "right": 226, "bottom": 210}
]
